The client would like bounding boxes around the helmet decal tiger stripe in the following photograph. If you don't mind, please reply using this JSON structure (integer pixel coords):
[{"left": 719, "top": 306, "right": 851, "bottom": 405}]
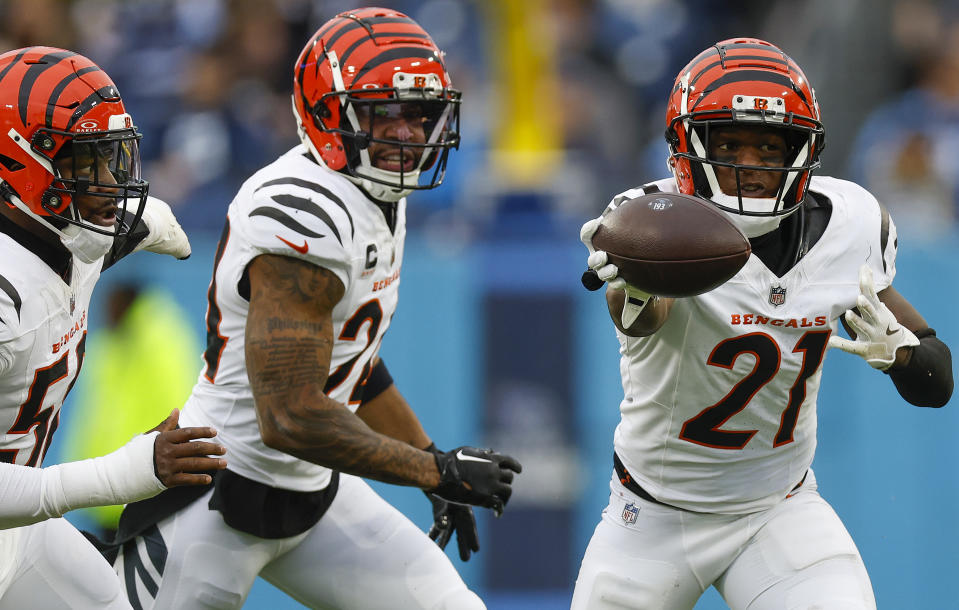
[
  {"left": 0, "top": 50, "right": 28, "bottom": 86},
  {"left": 339, "top": 31, "right": 431, "bottom": 65},
  {"left": 693, "top": 71, "right": 812, "bottom": 108},
  {"left": 65, "top": 86, "right": 119, "bottom": 130},
  {"left": 322, "top": 15, "right": 418, "bottom": 51},
  {"left": 18, "top": 50, "right": 77, "bottom": 125},
  {"left": 353, "top": 47, "right": 443, "bottom": 85},
  {"left": 44, "top": 66, "right": 100, "bottom": 127}
]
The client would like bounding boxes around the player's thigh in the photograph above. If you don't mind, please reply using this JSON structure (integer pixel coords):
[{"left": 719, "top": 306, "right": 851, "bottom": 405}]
[
  {"left": 717, "top": 489, "right": 876, "bottom": 610},
  {"left": 571, "top": 487, "right": 712, "bottom": 610},
  {"left": 261, "top": 474, "right": 484, "bottom": 610},
  {"left": 116, "top": 488, "right": 293, "bottom": 610},
  {"left": 1, "top": 519, "right": 131, "bottom": 610}
]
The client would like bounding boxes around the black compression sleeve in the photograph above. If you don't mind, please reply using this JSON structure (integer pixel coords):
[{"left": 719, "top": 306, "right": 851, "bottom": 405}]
[
  {"left": 360, "top": 359, "right": 394, "bottom": 405},
  {"left": 887, "top": 329, "right": 953, "bottom": 407}
]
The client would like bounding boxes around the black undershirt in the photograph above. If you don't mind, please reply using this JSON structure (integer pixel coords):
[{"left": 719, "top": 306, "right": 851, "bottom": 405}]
[{"left": 749, "top": 192, "right": 832, "bottom": 277}]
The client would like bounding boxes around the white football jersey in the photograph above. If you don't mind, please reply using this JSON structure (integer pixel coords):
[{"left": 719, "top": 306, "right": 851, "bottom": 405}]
[
  {"left": 179, "top": 146, "right": 405, "bottom": 491},
  {"left": 0, "top": 235, "right": 97, "bottom": 469},
  {"left": 610, "top": 176, "right": 897, "bottom": 514}
]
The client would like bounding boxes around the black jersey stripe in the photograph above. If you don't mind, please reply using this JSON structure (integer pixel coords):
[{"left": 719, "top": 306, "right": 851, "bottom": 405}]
[
  {"left": 339, "top": 31, "right": 430, "bottom": 65},
  {"left": 255, "top": 177, "right": 355, "bottom": 238},
  {"left": 249, "top": 206, "right": 324, "bottom": 239},
  {"left": 353, "top": 47, "right": 443, "bottom": 87},
  {"left": 65, "top": 86, "right": 120, "bottom": 131},
  {"left": 0, "top": 49, "right": 28, "bottom": 87},
  {"left": 878, "top": 202, "right": 891, "bottom": 274},
  {"left": 18, "top": 50, "right": 76, "bottom": 125},
  {"left": 271, "top": 194, "right": 342, "bottom": 245},
  {"left": 44, "top": 65, "right": 99, "bottom": 127},
  {"left": 0, "top": 273, "right": 22, "bottom": 322}
]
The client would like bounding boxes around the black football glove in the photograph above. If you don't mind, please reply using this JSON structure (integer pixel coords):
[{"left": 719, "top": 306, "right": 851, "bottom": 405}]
[
  {"left": 423, "top": 490, "right": 479, "bottom": 561},
  {"left": 429, "top": 446, "right": 522, "bottom": 517},
  {"left": 422, "top": 444, "right": 480, "bottom": 560}
]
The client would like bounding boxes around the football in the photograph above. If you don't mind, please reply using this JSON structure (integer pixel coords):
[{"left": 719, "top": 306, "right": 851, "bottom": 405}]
[{"left": 591, "top": 192, "right": 751, "bottom": 297}]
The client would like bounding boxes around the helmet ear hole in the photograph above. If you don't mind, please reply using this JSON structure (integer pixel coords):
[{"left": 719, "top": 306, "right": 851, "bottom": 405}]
[{"left": 0, "top": 153, "right": 25, "bottom": 172}]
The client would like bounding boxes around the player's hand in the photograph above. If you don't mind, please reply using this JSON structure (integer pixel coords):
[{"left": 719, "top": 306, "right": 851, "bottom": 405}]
[
  {"left": 149, "top": 409, "right": 226, "bottom": 488},
  {"left": 828, "top": 265, "right": 919, "bottom": 370},
  {"left": 423, "top": 491, "right": 480, "bottom": 561},
  {"left": 429, "top": 446, "right": 521, "bottom": 517},
  {"left": 580, "top": 217, "right": 652, "bottom": 326},
  {"left": 580, "top": 217, "right": 617, "bottom": 291},
  {"left": 134, "top": 196, "right": 192, "bottom": 259}
]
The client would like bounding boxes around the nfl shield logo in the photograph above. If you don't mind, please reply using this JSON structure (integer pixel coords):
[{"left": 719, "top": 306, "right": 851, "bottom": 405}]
[
  {"left": 622, "top": 502, "right": 639, "bottom": 525},
  {"left": 769, "top": 286, "right": 786, "bottom": 307}
]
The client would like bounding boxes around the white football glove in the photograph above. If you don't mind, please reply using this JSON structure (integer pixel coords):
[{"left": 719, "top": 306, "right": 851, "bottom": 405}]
[
  {"left": 827, "top": 265, "right": 919, "bottom": 370},
  {"left": 132, "top": 196, "right": 192, "bottom": 259},
  {"left": 580, "top": 217, "right": 651, "bottom": 327}
]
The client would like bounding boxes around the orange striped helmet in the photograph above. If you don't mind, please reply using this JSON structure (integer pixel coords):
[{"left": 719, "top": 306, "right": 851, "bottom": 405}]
[
  {"left": 0, "top": 47, "right": 146, "bottom": 237},
  {"left": 292, "top": 7, "right": 461, "bottom": 202},
  {"left": 665, "top": 38, "right": 824, "bottom": 230}
]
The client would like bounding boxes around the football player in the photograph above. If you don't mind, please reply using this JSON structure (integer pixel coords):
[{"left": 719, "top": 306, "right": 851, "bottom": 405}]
[
  {"left": 0, "top": 47, "right": 226, "bottom": 608},
  {"left": 106, "top": 8, "right": 521, "bottom": 609},
  {"left": 574, "top": 38, "right": 953, "bottom": 609}
]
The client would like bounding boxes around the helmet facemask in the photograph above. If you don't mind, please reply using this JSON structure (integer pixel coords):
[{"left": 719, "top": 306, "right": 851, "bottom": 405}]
[
  {"left": 3, "top": 120, "right": 148, "bottom": 262},
  {"left": 313, "top": 67, "right": 460, "bottom": 202},
  {"left": 668, "top": 96, "right": 824, "bottom": 238},
  {"left": 41, "top": 125, "right": 148, "bottom": 237}
]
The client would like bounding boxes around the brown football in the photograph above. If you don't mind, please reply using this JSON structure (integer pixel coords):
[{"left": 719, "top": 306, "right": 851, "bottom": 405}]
[{"left": 592, "top": 191, "right": 751, "bottom": 297}]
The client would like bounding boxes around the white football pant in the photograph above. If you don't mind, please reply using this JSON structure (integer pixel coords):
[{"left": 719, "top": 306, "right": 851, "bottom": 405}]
[
  {"left": 571, "top": 471, "right": 876, "bottom": 610},
  {"left": 0, "top": 518, "right": 131, "bottom": 609},
  {"left": 116, "top": 473, "right": 485, "bottom": 609}
]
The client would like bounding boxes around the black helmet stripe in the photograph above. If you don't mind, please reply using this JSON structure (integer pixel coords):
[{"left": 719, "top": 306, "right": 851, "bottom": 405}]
[
  {"left": 0, "top": 49, "right": 28, "bottom": 87},
  {"left": 64, "top": 86, "right": 119, "bottom": 131},
  {"left": 44, "top": 65, "right": 100, "bottom": 127},
  {"left": 339, "top": 31, "right": 430, "bottom": 65},
  {"left": 689, "top": 56, "right": 789, "bottom": 88},
  {"left": 693, "top": 70, "right": 810, "bottom": 108},
  {"left": 352, "top": 47, "right": 443, "bottom": 87},
  {"left": 18, "top": 50, "right": 77, "bottom": 125},
  {"left": 323, "top": 15, "right": 417, "bottom": 51}
]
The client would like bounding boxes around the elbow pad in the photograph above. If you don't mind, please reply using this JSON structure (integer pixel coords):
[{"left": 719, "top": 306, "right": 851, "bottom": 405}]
[{"left": 887, "top": 329, "right": 953, "bottom": 408}]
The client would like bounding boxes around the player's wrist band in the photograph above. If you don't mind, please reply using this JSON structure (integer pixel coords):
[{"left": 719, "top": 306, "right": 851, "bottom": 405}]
[{"left": 885, "top": 328, "right": 953, "bottom": 407}]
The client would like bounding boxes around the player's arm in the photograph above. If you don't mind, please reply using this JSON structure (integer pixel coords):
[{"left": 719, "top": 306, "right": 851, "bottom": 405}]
[
  {"left": 830, "top": 266, "right": 953, "bottom": 407},
  {"left": 354, "top": 361, "right": 483, "bottom": 560},
  {"left": 245, "top": 253, "right": 439, "bottom": 487},
  {"left": 0, "top": 409, "right": 225, "bottom": 529},
  {"left": 245, "top": 254, "right": 520, "bottom": 511},
  {"left": 104, "top": 196, "right": 191, "bottom": 269},
  {"left": 354, "top": 359, "right": 431, "bottom": 450},
  {"left": 605, "top": 288, "right": 675, "bottom": 337}
]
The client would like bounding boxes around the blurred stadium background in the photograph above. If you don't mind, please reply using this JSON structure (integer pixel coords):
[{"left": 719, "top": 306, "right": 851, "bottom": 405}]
[{"left": 4, "top": 0, "right": 958, "bottom": 608}]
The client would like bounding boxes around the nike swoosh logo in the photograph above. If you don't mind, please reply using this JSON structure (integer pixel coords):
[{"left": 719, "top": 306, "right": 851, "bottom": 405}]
[
  {"left": 456, "top": 449, "right": 491, "bottom": 463},
  {"left": 885, "top": 326, "right": 898, "bottom": 336},
  {"left": 276, "top": 235, "right": 308, "bottom": 254}
]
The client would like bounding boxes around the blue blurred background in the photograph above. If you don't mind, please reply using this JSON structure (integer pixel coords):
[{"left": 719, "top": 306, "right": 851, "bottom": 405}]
[{"left": 3, "top": 0, "right": 958, "bottom": 608}]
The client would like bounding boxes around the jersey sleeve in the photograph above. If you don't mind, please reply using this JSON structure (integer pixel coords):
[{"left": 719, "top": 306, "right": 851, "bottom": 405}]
[
  {"left": 236, "top": 178, "right": 356, "bottom": 288},
  {"left": 877, "top": 203, "right": 899, "bottom": 289}
]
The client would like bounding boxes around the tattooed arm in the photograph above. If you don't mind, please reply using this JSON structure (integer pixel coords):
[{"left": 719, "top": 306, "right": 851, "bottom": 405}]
[{"left": 245, "top": 254, "right": 441, "bottom": 488}]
